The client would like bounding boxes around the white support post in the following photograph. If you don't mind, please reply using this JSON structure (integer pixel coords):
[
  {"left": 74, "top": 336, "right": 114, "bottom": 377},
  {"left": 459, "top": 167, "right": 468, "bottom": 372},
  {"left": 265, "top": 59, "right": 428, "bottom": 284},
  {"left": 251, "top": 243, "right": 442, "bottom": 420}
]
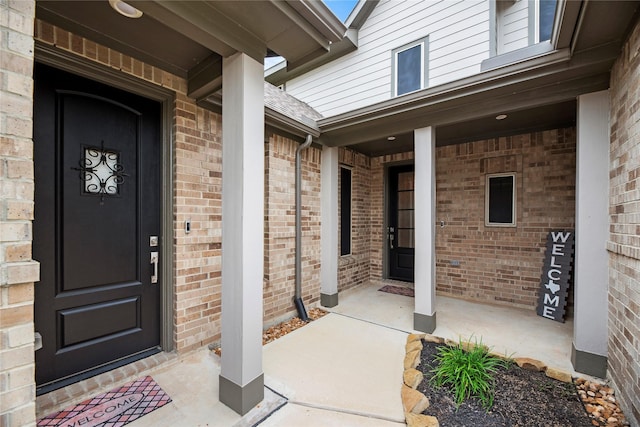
[
  {"left": 572, "top": 90, "right": 610, "bottom": 378},
  {"left": 321, "top": 146, "right": 339, "bottom": 307},
  {"left": 413, "top": 126, "right": 437, "bottom": 332},
  {"left": 219, "top": 52, "right": 265, "bottom": 415}
]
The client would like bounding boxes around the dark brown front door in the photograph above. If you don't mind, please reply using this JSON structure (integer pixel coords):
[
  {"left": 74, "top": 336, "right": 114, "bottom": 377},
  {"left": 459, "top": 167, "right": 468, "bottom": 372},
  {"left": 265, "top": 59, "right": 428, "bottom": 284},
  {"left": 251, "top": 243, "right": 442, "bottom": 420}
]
[
  {"left": 33, "top": 64, "right": 162, "bottom": 393},
  {"left": 388, "top": 165, "right": 415, "bottom": 282}
]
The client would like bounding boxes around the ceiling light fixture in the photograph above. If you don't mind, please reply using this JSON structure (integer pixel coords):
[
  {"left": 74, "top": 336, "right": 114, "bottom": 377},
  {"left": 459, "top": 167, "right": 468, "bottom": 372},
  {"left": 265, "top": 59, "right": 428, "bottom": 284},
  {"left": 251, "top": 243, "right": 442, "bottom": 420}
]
[
  {"left": 495, "top": 114, "right": 508, "bottom": 120},
  {"left": 109, "top": 0, "right": 143, "bottom": 18},
  {"left": 387, "top": 136, "right": 396, "bottom": 141}
]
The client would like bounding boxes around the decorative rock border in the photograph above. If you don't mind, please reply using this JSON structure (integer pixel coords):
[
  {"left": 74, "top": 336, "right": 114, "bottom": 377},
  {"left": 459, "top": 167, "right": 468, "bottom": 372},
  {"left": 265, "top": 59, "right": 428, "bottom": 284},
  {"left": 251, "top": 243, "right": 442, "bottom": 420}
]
[
  {"left": 400, "top": 334, "right": 629, "bottom": 427},
  {"left": 401, "top": 333, "right": 439, "bottom": 427}
]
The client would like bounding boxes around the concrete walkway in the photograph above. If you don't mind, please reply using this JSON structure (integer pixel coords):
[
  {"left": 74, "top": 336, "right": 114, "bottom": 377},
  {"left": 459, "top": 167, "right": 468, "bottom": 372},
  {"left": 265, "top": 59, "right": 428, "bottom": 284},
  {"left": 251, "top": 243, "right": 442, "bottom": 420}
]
[
  {"left": 118, "top": 281, "right": 578, "bottom": 426},
  {"left": 261, "top": 313, "right": 406, "bottom": 426},
  {"left": 125, "top": 311, "right": 407, "bottom": 426}
]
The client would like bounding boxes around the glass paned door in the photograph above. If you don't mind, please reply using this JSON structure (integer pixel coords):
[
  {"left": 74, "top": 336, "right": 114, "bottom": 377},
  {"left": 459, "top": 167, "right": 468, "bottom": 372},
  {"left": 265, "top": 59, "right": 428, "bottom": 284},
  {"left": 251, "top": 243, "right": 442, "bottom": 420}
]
[{"left": 388, "top": 165, "right": 415, "bottom": 281}]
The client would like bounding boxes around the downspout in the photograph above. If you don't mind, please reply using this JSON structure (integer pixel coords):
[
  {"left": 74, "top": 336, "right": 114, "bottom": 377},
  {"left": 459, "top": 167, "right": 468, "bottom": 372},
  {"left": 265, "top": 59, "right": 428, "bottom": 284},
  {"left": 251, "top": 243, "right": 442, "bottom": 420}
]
[{"left": 294, "top": 134, "right": 313, "bottom": 322}]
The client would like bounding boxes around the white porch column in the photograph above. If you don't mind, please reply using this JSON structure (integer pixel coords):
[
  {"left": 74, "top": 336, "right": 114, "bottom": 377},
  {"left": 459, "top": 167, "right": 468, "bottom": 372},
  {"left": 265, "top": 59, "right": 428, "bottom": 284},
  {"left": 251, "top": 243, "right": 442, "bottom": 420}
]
[
  {"left": 573, "top": 90, "right": 609, "bottom": 378},
  {"left": 219, "top": 52, "right": 264, "bottom": 415},
  {"left": 414, "top": 127, "right": 437, "bottom": 332},
  {"left": 321, "top": 146, "right": 339, "bottom": 307}
]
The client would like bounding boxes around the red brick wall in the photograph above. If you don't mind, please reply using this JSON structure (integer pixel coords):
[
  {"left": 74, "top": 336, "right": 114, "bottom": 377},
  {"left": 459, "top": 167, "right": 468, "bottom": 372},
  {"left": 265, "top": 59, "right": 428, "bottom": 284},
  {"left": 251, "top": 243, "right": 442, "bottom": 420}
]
[
  {"left": 607, "top": 16, "right": 640, "bottom": 426},
  {"left": 338, "top": 148, "right": 372, "bottom": 292},
  {"left": 264, "top": 135, "right": 321, "bottom": 325},
  {"left": 435, "top": 129, "right": 576, "bottom": 308}
]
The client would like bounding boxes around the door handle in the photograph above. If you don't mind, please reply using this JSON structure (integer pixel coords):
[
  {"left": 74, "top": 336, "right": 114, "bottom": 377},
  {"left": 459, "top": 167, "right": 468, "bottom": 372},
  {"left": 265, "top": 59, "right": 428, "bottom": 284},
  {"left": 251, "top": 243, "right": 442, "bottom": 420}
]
[
  {"left": 150, "top": 251, "right": 159, "bottom": 284},
  {"left": 388, "top": 227, "right": 395, "bottom": 249}
]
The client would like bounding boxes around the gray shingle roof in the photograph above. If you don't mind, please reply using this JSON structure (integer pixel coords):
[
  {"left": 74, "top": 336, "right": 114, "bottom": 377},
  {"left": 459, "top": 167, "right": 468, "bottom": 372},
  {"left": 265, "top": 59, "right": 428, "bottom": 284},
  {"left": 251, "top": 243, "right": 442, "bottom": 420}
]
[{"left": 264, "top": 82, "right": 323, "bottom": 127}]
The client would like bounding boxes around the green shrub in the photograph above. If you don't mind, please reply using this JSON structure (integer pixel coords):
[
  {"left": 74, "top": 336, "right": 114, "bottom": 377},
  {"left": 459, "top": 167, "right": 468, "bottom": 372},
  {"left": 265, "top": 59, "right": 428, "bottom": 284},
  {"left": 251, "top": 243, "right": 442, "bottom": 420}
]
[{"left": 430, "top": 338, "right": 507, "bottom": 410}]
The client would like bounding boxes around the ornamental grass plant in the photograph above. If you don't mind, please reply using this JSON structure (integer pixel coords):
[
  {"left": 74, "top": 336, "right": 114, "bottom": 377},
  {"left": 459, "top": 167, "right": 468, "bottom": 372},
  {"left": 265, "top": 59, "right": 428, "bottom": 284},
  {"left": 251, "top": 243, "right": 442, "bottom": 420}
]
[{"left": 430, "top": 338, "right": 508, "bottom": 410}]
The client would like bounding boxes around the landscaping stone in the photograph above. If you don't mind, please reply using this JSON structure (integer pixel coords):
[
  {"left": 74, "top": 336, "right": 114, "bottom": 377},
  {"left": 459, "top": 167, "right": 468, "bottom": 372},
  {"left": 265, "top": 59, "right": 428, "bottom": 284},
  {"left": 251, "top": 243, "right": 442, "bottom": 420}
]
[
  {"left": 575, "top": 378, "right": 628, "bottom": 427},
  {"left": 405, "top": 412, "right": 439, "bottom": 427},
  {"left": 407, "top": 333, "right": 426, "bottom": 344},
  {"left": 401, "top": 384, "right": 430, "bottom": 414},
  {"left": 545, "top": 367, "right": 572, "bottom": 383},
  {"left": 406, "top": 339, "right": 423, "bottom": 354},
  {"left": 514, "top": 357, "right": 547, "bottom": 372},
  {"left": 423, "top": 335, "right": 444, "bottom": 344},
  {"left": 403, "top": 368, "right": 424, "bottom": 389},
  {"left": 404, "top": 349, "right": 421, "bottom": 370}
]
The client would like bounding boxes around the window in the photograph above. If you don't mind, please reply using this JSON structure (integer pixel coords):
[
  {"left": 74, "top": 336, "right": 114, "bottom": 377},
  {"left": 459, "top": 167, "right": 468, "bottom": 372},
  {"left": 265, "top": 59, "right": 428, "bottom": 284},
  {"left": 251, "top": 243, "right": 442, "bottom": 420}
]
[
  {"left": 486, "top": 173, "right": 516, "bottom": 226},
  {"left": 340, "top": 167, "right": 352, "bottom": 256},
  {"left": 392, "top": 37, "right": 428, "bottom": 96},
  {"left": 536, "top": 0, "right": 557, "bottom": 42}
]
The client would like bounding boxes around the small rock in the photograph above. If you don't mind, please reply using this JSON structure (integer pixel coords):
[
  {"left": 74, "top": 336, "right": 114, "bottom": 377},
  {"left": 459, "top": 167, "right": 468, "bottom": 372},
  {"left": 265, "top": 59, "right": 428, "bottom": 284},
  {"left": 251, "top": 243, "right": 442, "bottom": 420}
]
[
  {"left": 406, "top": 339, "right": 423, "bottom": 354},
  {"left": 546, "top": 367, "right": 572, "bottom": 383},
  {"left": 423, "top": 334, "right": 444, "bottom": 344},
  {"left": 401, "top": 384, "right": 430, "bottom": 414},
  {"left": 405, "top": 412, "right": 440, "bottom": 427},
  {"left": 514, "top": 357, "right": 547, "bottom": 372},
  {"left": 607, "top": 417, "right": 618, "bottom": 423},
  {"left": 407, "top": 333, "right": 426, "bottom": 344},
  {"left": 587, "top": 391, "right": 596, "bottom": 397},
  {"left": 403, "top": 368, "right": 424, "bottom": 389},
  {"left": 404, "top": 349, "right": 421, "bottom": 370}
]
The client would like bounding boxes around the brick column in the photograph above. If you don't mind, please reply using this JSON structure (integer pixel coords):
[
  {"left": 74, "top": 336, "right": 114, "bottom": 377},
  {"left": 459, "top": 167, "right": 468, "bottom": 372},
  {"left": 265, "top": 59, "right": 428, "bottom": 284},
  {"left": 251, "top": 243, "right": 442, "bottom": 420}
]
[
  {"left": 0, "top": 1, "right": 39, "bottom": 425},
  {"left": 219, "top": 52, "right": 264, "bottom": 415},
  {"left": 414, "top": 127, "right": 436, "bottom": 333}
]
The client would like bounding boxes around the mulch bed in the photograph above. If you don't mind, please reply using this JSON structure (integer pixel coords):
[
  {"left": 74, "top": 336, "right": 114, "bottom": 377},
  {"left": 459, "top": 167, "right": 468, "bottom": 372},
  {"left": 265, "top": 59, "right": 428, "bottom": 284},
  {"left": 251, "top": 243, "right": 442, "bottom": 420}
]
[
  {"left": 416, "top": 340, "right": 597, "bottom": 427},
  {"left": 213, "top": 308, "right": 327, "bottom": 356}
]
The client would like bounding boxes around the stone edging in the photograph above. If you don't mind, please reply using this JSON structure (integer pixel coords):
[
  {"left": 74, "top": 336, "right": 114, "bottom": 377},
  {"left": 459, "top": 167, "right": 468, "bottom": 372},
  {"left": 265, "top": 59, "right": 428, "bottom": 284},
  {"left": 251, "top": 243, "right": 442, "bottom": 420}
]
[{"left": 400, "top": 334, "right": 577, "bottom": 427}]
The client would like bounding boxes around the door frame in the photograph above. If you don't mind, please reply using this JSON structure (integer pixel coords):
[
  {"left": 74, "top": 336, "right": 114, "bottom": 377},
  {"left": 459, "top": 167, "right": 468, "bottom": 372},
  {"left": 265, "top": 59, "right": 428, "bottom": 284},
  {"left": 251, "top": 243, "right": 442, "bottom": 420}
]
[
  {"left": 34, "top": 41, "right": 175, "bottom": 353},
  {"left": 383, "top": 160, "right": 415, "bottom": 281}
]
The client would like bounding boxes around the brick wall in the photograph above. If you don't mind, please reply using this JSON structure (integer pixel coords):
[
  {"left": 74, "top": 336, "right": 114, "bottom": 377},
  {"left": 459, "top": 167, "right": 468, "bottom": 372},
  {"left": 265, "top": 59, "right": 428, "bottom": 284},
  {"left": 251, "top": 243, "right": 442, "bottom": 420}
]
[
  {"left": 33, "top": 22, "right": 224, "bottom": 353},
  {"left": 0, "top": 1, "right": 38, "bottom": 425},
  {"left": 608, "top": 16, "right": 640, "bottom": 427},
  {"left": 435, "top": 129, "right": 576, "bottom": 308},
  {"left": 338, "top": 148, "right": 372, "bottom": 292},
  {"left": 363, "top": 130, "right": 575, "bottom": 309},
  {"left": 172, "top": 94, "right": 223, "bottom": 352},
  {"left": 264, "top": 135, "right": 321, "bottom": 325}
]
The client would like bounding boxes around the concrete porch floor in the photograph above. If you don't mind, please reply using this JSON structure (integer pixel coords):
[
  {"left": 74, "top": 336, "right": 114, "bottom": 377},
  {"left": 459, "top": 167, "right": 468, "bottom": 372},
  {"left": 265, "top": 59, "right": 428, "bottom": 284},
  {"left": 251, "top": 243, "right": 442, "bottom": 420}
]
[
  {"left": 81, "top": 281, "right": 577, "bottom": 426},
  {"left": 328, "top": 281, "right": 577, "bottom": 375}
]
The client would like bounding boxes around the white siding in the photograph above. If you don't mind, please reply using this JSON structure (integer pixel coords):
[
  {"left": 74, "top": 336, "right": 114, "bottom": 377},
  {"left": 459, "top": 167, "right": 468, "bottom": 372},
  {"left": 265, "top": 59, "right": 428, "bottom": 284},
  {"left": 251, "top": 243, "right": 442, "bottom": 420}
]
[
  {"left": 496, "top": 0, "right": 530, "bottom": 54},
  {"left": 285, "top": 0, "right": 491, "bottom": 117}
]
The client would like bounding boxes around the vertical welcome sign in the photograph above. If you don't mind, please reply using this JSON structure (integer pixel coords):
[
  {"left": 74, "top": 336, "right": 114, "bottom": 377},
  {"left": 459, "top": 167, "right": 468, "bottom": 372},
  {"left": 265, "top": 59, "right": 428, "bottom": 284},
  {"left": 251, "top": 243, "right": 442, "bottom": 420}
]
[{"left": 536, "top": 230, "right": 575, "bottom": 322}]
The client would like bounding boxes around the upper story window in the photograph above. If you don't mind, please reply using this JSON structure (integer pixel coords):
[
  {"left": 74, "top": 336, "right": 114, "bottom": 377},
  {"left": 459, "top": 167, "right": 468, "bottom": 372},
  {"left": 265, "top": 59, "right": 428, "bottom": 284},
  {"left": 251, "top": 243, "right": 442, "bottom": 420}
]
[
  {"left": 493, "top": 0, "right": 557, "bottom": 58},
  {"left": 392, "top": 37, "right": 429, "bottom": 97},
  {"left": 536, "top": 0, "right": 557, "bottom": 42}
]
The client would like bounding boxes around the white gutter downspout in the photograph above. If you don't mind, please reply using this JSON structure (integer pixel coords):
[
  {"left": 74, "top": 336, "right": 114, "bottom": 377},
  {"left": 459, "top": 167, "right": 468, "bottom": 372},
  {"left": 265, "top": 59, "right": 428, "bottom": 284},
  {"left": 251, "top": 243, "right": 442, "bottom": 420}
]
[{"left": 294, "top": 135, "right": 313, "bottom": 321}]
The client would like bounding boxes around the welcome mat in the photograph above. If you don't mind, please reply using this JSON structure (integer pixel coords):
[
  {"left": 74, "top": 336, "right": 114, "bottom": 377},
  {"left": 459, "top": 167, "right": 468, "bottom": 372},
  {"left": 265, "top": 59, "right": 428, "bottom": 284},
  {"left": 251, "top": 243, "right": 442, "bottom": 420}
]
[
  {"left": 37, "top": 376, "right": 171, "bottom": 427},
  {"left": 378, "top": 284, "right": 415, "bottom": 297}
]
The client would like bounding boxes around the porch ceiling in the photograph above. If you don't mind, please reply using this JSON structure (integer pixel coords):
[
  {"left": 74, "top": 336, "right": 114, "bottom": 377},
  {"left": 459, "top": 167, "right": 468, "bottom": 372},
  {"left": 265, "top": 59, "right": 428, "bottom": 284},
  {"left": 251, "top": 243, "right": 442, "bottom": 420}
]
[
  {"left": 36, "top": 0, "right": 345, "bottom": 100},
  {"left": 350, "top": 100, "right": 577, "bottom": 157},
  {"left": 317, "top": 0, "right": 639, "bottom": 156}
]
